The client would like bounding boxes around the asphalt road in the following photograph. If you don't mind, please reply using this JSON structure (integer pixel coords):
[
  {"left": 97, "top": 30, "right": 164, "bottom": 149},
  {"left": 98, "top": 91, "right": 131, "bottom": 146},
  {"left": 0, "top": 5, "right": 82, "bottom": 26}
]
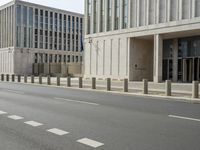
[{"left": 0, "top": 82, "right": 199, "bottom": 150}]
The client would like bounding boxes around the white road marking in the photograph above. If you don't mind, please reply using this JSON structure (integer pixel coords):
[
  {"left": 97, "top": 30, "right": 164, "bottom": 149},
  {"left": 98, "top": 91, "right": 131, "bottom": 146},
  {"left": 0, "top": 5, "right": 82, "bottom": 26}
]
[
  {"left": 47, "top": 128, "right": 69, "bottom": 136},
  {"left": 5, "top": 89, "right": 24, "bottom": 95},
  {"left": 168, "top": 115, "right": 200, "bottom": 122},
  {"left": 54, "top": 97, "right": 99, "bottom": 106},
  {"left": 8, "top": 115, "right": 24, "bottom": 120},
  {"left": 24, "top": 121, "right": 43, "bottom": 127},
  {"left": 0, "top": 111, "right": 7, "bottom": 115},
  {"left": 77, "top": 138, "right": 104, "bottom": 148}
]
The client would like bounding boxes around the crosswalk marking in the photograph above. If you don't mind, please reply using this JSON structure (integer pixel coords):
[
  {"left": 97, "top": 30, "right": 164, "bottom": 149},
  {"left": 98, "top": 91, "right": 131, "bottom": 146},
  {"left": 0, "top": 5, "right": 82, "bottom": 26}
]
[
  {"left": 47, "top": 128, "right": 69, "bottom": 136},
  {"left": 8, "top": 115, "right": 24, "bottom": 120},
  {"left": 0, "top": 111, "right": 7, "bottom": 115},
  {"left": 77, "top": 138, "right": 104, "bottom": 148},
  {"left": 24, "top": 121, "right": 43, "bottom": 127}
]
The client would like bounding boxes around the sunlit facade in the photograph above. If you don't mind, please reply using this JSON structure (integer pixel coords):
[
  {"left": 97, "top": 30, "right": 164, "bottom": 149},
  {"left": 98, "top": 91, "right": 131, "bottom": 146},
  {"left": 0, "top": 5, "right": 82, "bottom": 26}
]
[
  {"left": 0, "top": 0, "right": 83, "bottom": 75},
  {"left": 84, "top": 0, "right": 200, "bottom": 83}
]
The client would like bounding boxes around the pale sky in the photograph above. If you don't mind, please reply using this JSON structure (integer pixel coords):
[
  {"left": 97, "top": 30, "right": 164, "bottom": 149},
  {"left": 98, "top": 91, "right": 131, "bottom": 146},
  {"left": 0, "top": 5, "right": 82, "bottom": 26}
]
[{"left": 0, "top": 0, "right": 84, "bottom": 14}]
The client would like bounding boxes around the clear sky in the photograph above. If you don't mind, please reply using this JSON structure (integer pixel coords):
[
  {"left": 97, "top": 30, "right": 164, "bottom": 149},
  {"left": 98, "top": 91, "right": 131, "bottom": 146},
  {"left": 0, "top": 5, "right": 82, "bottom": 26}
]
[{"left": 0, "top": 0, "right": 84, "bottom": 14}]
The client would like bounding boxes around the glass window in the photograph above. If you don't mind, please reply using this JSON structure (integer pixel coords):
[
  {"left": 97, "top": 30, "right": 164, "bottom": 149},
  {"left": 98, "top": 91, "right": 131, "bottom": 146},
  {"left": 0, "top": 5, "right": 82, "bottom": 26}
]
[
  {"left": 87, "top": 0, "right": 92, "bottom": 34},
  {"left": 122, "top": 0, "right": 128, "bottom": 29},
  {"left": 93, "top": 0, "right": 98, "bottom": 33},
  {"left": 115, "top": 0, "right": 120, "bottom": 30},
  {"left": 29, "top": 8, "right": 33, "bottom": 27},
  {"left": 100, "top": 0, "right": 105, "bottom": 32},
  {"left": 16, "top": 5, "right": 21, "bottom": 26},
  {"left": 68, "top": 16, "right": 71, "bottom": 33},
  {"left": 107, "top": 0, "right": 112, "bottom": 31},
  {"left": 23, "top": 6, "right": 27, "bottom": 26}
]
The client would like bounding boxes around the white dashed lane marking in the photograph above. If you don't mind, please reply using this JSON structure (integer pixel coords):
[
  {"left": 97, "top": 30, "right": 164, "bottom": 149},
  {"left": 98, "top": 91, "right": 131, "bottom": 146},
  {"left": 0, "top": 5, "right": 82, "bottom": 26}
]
[
  {"left": 47, "top": 128, "right": 69, "bottom": 136},
  {"left": 77, "top": 138, "right": 104, "bottom": 148},
  {"left": 24, "top": 121, "right": 43, "bottom": 127},
  {"left": 54, "top": 97, "right": 100, "bottom": 106},
  {"left": 8, "top": 115, "right": 24, "bottom": 120},
  {"left": 169, "top": 115, "right": 200, "bottom": 122},
  {"left": 0, "top": 110, "right": 7, "bottom": 115}
]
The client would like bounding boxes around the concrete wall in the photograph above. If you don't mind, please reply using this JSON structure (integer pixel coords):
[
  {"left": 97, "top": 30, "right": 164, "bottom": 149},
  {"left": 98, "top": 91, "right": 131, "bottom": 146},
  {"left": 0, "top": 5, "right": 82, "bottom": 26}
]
[{"left": 129, "top": 38, "right": 153, "bottom": 81}]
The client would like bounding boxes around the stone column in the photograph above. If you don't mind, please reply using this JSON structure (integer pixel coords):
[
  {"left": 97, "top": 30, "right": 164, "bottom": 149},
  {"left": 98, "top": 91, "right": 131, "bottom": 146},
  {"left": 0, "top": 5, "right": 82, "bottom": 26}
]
[{"left": 153, "top": 34, "right": 163, "bottom": 83}]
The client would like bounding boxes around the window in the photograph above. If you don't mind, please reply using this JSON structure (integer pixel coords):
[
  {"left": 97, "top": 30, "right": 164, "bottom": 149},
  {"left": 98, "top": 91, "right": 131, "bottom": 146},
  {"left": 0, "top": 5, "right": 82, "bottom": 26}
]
[
  {"left": 93, "top": 0, "right": 98, "bottom": 33},
  {"left": 23, "top": 6, "right": 27, "bottom": 26},
  {"left": 122, "top": 0, "right": 128, "bottom": 29},
  {"left": 16, "top": 5, "right": 21, "bottom": 26},
  {"left": 29, "top": 8, "right": 33, "bottom": 27},
  {"left": 35, "top": 9, "right": 38, "bottom": 28},
  {"left": 40, "top": 10, "right": 43, "bottom": 29},
  {"left": 68, "top": 16, "right": 71, "bottom": 33},
  {"left": 87, "top": 0, "right": 92, "bottom": 34},
  {"left": 115, "top": 0, "right": 120, "bottom": 30},
  {"left": 107, "top": 0, "right": 112, "bottom": 31},
  {"left": 100, "top": 0, "right": 105, "bottom": 32}
]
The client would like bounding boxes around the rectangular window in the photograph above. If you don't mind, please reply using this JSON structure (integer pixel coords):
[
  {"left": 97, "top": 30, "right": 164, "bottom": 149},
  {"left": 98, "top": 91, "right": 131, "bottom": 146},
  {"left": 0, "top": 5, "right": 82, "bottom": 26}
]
[
  {"left": 23, "top": 6, "right": 27, "bottom": 26},
  {"left": 107, "top": 0, "right": 112, "bottom": 31},
  {"left": 100, "top": 0, "right": 105, "bottom": 32},
  {"left": 16, "top": 5, "right": 21, "bottom": 26},
  {"left": 114, "top": 0, "right": 120, "bottom": 30},
  {"left": 29, "top": 8, "right": 33, "bottom": 27},
  {"left": 122, "top": 0, "right": 128, "bottom": 29},
  {"left": 93, "top": 0, "right": 98, "bottom": 33},
  {"left": 87, "top": 0, "right": 92, "bottom": 34}
]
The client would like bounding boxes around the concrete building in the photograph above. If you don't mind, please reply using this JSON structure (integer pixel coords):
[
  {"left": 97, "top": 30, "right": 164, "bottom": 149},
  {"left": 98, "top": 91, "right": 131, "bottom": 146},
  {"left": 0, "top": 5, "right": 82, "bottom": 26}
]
[
  {"left": 0, "top": 0, "right": 84, "bottom": 76},
  {"left": 84, "top": 0, "right": 200, "bottom": 83}
]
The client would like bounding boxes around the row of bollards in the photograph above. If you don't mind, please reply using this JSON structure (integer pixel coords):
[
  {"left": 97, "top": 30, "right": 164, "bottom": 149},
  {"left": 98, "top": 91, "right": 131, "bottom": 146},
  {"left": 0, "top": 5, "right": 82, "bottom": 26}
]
[{"left": 0, "top": 74, "right": 199, "bottom": 99}]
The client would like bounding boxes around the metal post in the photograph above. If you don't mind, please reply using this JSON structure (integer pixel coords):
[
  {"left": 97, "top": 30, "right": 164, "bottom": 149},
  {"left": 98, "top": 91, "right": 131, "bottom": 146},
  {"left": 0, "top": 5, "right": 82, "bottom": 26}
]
[
  {"left": 31, "top": 75, "right": 34, "bottom": 83},
  {"left": 57, "top": 76, "right": 60, "bottom": 86},
  {"left": 47, "top": 75, "right": 51, "bottom": 85},
  {"left": 39, "top": 75, "right": 42, "bottom": 84},
  {"left": 6, "top": 74, "right": 9, "bottom": 82},
  {"left": 165, "top": 80, "right": 171, "bottom": 96},
  {"left": 124, "top": 79, "right": 128, "bottom": 92},
  {"left": 143, "top": 79, "right": 148, "bottom": 94},
  {"left": 92, "top": 77, "right": 96, "bottom": 89},
  {"left": 192, "top": 81, "right": 199, "bottom": 98},
  {"left": 107, "top": 78, "right": 111, "bottom": 91},
  {"left": 79, "top": 77, "right": 83, "bottom": 88},
  {"left": 67, "top": 76, "right": 71, "bottom": 87},
  {"left": 12, "top": 75, "right": 15, "bottom": 82},
  {"left": 18, "top": 75, "right": 21, "bottom": 82},
  {"left": 24, "top": 75, "right": 27, "bottom": 83}
]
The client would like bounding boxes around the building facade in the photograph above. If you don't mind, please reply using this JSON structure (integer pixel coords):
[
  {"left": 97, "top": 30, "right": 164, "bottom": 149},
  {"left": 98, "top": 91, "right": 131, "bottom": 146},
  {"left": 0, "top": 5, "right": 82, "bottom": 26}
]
[
  {"left": 84, "top": 0, "right": 200, "bottom": 82},
  {"left": 0, "top": 0, "right": 84, "bottom": 75}
]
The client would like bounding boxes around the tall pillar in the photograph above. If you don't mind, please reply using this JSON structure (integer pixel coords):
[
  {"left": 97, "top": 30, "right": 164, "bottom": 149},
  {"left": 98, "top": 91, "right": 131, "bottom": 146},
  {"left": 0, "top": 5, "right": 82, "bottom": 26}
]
[
  {"left": 153, "top": 34, "right": 163, "bottom": 83},
  {"left": 173, "top": 39, "right": 178, "bottom": 82}
]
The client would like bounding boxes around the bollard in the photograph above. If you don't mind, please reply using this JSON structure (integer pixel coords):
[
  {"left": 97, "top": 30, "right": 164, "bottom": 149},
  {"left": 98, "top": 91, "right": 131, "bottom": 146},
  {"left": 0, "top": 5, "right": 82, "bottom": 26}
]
[
  {"left": 17, "top": 75, "right": 21, "bottom": 82},
  {"left": 12, "top": 74, "right": 15, "bottom": 82},
  {"left": 79, "top": 77, "right": 83, "bottom": 88},
  {"left": 92, "top": 77, "right": 96, "bottom": 89},
  {"left": 47, "top": 75, "right": 51, "bottom": 85},
  {"left": 124, "top": 79, "right": 128, "bottom": 92},
  {"left": 6, "top": 74, "right": 9, "bottom": 82},
  {"left": 24, "top": 75, "right": 27, "bottom": 83},
  {"left": 39, "top": 75, "right": 42, "bottom": 84},
  {"left": 67, "top": 76, "right": 71, "bottom": 87},
  {"left": 1, "top": 74, "right": 4, "bottom": 81},
  {"left": 165, "top": 80, "right": 171, "bottom": 96},
  {"left": 192, "top": 81, "right": 199, "bottom": 99},
  {"left": 57, "top": 76, "right": 60, "bottom": 86},
  {"left": 143, "top": 79, "right": 148, "bottom": 94},
  {"left": 31, "top": 75, "right": 34, "bottom": 83},
  {"left": 107, "top": 78, "right": 111, "bottom": 91}
]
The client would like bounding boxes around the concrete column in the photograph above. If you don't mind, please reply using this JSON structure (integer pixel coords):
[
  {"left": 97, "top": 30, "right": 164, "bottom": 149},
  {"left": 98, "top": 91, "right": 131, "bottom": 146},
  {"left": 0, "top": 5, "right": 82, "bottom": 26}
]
[
  {"left": 165, "top": 80, "right": 172, "bottom": 96},
  {"left": 12, "top": 74, "right": 15, "bottom": 82},
  {"left": 153, "top": 34, "right": 163, "bottom": 83},
  {"left": 31, "top": 75, "right": 34, "bottom": 83},
  {"left": 47, "top": 75, "right": 51, "bottom": 85},
  {"left": 192, "top": 81, "right": 199, "bottom": 98},
  {"left": 92, "top": 77, "right": 96, "bottom": 89},
  {"left": 18, "top": 75, "right": 21, "bottom": 82},
  {"left": 39, "top": 75, "right": 42, "bottom": 84},
  {"left": 173, "top": 39, "right": 178, "bottom": 82},
  {"left": 24, "top": 75, "right": 27, "bottom": 83},
  {"left": 79, "top": 77, "right": 83, "bottom": 88},
  {"left": 57, "top": 76, "right": 60, "bottom": 86},
  {"left": 67, "top": 76, "right": 71, "bottom": 87},
  {"left": 124, "top": 78, "right": 128, "bottom": 92},
  {"left": 6, "top": 74, "right": 9, "bottom": 82},
  {"left": 143, "top": 79, "right": 148, "bottom": 94},
  {"left": 107, "top": 78, "right": 111, "bottom": 91}
]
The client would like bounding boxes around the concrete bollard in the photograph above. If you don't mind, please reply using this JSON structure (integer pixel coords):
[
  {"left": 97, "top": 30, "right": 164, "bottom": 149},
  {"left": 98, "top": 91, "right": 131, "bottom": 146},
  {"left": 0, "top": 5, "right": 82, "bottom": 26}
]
[
  {"left": 31, "top": 75, "right": 34, "bottom": 83},
  {"left": 47, "top": 75, "right": 51, "bottom": 85},
  {"left": 143, "top": 79, "right": 148, "bottom": 94},
  {"left": 57, "top": 76, "right": 60, "bottom": 86},
  {"left": 192, "top": 81, "right": 199, "bottom": 99},
  {"left": 6, "top": 74, "right": 9, "bottom": 82},
  {"left": 67, "top": 76, "right": 71, "bottom": 87},
  {"left": 12, "top": 75, "right": 15, "bottom": 82},
  {"left": 124, "top": 79, "right": 128, "bottom": 92},
  {"left": 24, "top": 75, "right": 27, "bottom": 83},
  {"left": 39, "top": 75, "right": 42, "bottom": 84},
  {"left": 165, "top": 80, "right": 171, "bottom": 96},
  {"left": 79, "top": 77, "right": 83, "bottom": 88},
  {"left": 92, "top": 77, "right": 96, "bottom": 89},
  {"left": 107, "top": 78, "right": 111, "bottom": 91},
  {"left": 17, "top": 75, "right": 21, "bottom": 82},
  {"left": 1, "top": 74, "right": 4, "bottom": 81}
]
